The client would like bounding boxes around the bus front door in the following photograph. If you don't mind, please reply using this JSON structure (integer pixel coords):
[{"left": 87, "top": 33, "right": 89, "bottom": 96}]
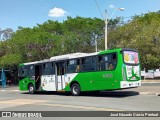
[
  {"left": 35, "top": 65, "right": 42, "bottom": 90},
  {"left": 55, "top": 62, "right": 65, "bottom": 90}
]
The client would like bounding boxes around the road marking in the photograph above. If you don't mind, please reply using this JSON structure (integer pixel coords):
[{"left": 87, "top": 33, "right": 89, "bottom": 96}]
[
  {"left": 0, "top": 90, "right": 20, "bottom": 92},
  {"left": 0, "top": 99, "right": 124, "bottom": 111},
  {"left": 0, "top": 99, "right": 48, "bottom": 110},
  {"left": 42, "top": 103, "right": 124, "bottom": 111},
  {"left": 0, "top": 90, "right": 5, "bottom": 91},
  {"left": 0, "top": 99, "right": 47, "bottom": 105}
]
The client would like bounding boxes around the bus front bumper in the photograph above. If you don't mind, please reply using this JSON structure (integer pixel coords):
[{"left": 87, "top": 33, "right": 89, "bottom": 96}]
[{"left": 120, "top": 80, "right": 141, "bottom": 88}]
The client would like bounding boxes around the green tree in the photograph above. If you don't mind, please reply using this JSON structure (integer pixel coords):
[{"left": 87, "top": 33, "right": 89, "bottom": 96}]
[{"left": 109, "top": 11, "right": 160, "bottom": 69}]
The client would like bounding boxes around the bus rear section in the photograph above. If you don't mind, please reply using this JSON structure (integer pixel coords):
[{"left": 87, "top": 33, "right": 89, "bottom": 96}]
[{"left": 120, "top": 49, "right": 141, "bottom": 89}]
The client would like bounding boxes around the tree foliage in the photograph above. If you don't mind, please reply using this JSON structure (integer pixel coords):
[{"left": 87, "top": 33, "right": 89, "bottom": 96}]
[
  {"left": 108, "top": 11, "right": 160, "bottom": 69},
  {"left": 0, "top": 12, "right": 160, "bottom": 70}
]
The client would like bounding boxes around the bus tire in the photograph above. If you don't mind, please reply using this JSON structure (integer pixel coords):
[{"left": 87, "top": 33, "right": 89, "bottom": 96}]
[
  {"left": 28, "top": 84, "right": 35, "bottom": 94},
  {"left": 71, "top": 83, "right": 81, "bottom": 96}
]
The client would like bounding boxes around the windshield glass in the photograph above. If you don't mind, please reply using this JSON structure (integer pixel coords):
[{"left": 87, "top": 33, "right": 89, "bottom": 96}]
[{"left": 123, "top": 51, "right": 139, "bottom": 64}]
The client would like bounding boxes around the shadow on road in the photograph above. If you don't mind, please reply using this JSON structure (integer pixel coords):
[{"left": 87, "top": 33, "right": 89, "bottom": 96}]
[
  {"left": 21, "top": 90, "right": 139, "bottom": 98},
  {"left": 82, "top": 91, "right": 139, "bottom": 98}
]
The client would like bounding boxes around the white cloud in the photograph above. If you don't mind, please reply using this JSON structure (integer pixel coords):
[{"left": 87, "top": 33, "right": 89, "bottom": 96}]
[
  {"left": 48, "top": 7, "right": 67, "bottom": 17},
  {"left": 109, "top": 4, "right": 115, "bottom": 9}
]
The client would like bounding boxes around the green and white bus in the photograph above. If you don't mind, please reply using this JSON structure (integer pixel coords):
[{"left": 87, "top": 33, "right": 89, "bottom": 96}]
[{"left": 19, "top": 48, "right": 141, "bottom": 96}]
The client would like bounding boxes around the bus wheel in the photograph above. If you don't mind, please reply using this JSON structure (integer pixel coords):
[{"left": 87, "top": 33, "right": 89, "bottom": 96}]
[
  {"left": 28, "top": 84, "right": 35, "bottom": 94},
  {"left": 71, "top": 83, "right": 81, "bottom": 96}
]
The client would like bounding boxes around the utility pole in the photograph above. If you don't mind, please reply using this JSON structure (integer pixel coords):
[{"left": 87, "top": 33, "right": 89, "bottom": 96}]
[
  {"left": 95, "top": 0, "right": 125, "bottom": 50},
  {"left": 95, "top": 34, "right": 98, "bottom": 52},
  {"left": 104, "top": 8, "right": 125, "bottom": 50},
  {"left": 105, "top": 10, "right": 108, "bottom": 50}
]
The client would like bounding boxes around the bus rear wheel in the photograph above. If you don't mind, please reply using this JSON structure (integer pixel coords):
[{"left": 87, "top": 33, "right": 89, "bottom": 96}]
[
  {"left": 71, "top": 83, "right": 81, "bottom": 96},
  {"left": 28, "top": 84, "right": 35, "bottom": 94}
]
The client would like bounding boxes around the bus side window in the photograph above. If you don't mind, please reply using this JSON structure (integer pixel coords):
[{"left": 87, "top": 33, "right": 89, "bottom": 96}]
[
  {"left": 98, "top": 56, "right": 108, "bottom": 70},
  {"left": 103, "top": 56, "right": 109, "bottom": 70},
  {"left": 28, "top": 65, "right": 34, "bottom": 77},
  {"left": 66, "top": 59, "right": 77, "bottom": 73},
  {"left": 108, "top": 53, "right": 117, "bottom": 70},
  {"left": 98, "top": 53, "right": 117, "bottom": 71},
  {"left": 76, "top": 59, "right": 80, "bottom": 72},
  {"left": 43, "top": 63, "right": 55, "bottom": 75},
  {"left": 81, "top": 57, "right": 97, "bottom": 72},
  {"left": 112, "top": 53, "right": 117, "bottom": 60},
  {"left": 98, "top": 56, "right": 102, "bottom": 70},
  {"left": 109, "top": 63, "right": 115, "bottom": 70},
  {"left": 20, "top": 66, "right": 28, "bottom": 77}
]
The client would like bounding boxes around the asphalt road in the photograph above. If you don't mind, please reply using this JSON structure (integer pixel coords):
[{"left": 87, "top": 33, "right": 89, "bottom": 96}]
[
  {"left": 142, "top": 82, "right": 160, "bottom": 86},
  {"left": 0, "top": 89, "right": 160, "bottom": 120},
  {"left": 0, "top": 89, "right": 160, "bottom": 111}
]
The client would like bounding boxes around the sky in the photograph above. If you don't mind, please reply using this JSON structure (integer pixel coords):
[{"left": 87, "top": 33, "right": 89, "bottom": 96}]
[{"left": 0, "top": 0, "right": 160, "bottom": 31}]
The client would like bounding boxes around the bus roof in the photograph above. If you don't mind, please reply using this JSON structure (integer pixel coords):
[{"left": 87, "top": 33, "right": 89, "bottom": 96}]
[
  {"left": 22, "top": 59, "right": 50, "bottom": 66},
  {"left": 22, "top": 52, "right": 99, "bottom": 66},
  {"left": 50, "top": 52, "right": 98, "bottom": 61},
  {"left": 21, "top": 48, "right": 126, "bottom": 66},
  {"left": 50, "top": 48, "right": 124, "bottom": 61}
]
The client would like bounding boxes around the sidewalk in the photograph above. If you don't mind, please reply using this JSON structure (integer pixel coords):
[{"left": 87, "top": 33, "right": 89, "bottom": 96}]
[
  {"left": 120, "top": 80, "right": 160, "bottom": 96},
  {"left": 123, "top": 85, "right": 160, "bottom": 96},
  {"left": 142, "top": 79, "right": 160, "bottom": 83}
]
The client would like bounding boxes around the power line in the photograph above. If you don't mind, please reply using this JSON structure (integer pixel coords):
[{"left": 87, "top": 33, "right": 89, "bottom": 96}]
[{"left": 94, "top": 0, "right": 104, "bottom": 20}]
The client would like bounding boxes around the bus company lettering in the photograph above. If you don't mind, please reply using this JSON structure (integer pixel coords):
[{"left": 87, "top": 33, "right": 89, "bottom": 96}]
[{"left": 103, "top": 74, "right": 113, "bottom": 78}]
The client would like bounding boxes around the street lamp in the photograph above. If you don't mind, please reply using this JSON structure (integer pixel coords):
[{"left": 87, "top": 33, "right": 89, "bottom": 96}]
[{"left": 104, "top": 8, "right": 125, "bottom": 50}]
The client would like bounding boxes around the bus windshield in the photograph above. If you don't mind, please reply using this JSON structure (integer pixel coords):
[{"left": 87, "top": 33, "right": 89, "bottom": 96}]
[{"left": 123, "top": 51, "right": 139, "bottom": 64}]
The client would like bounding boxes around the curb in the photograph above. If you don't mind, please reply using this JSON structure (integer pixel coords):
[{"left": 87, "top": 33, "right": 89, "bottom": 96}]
[
  {"left": 139, "top": 92, "right": 160, "bottom": 96},
  {"left": 142, "top": 82, "right": 160, "bottom": 84},
  {"left": 155, "top": 93, "right": 160, "bottom": 96}
]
